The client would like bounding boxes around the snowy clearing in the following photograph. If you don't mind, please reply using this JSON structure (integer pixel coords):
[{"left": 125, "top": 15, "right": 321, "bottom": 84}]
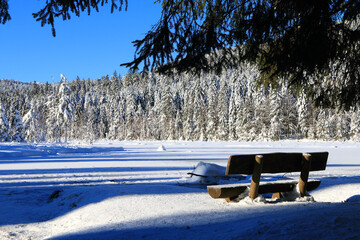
[{"left": 0, "top": 141, "right": 359, "bottom": 240}]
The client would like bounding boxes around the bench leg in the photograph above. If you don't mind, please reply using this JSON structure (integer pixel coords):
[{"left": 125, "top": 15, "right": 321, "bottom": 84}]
[
  {"left": 272, "top": 192, "right": 282, "bottom": 199},
  {"left": 299, "top": 153, "right": 312, "bottom": 197},
  {"left": 250, "top": 155, "right": 264, "bottom": 199},
  {"left": 225, "top": 196, "right": 238, "bottom": 202}
]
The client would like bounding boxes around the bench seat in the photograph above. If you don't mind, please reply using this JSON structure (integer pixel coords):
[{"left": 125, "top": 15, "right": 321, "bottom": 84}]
[{"left": 207, "top": 179, "right": 321, "bottom": 199}]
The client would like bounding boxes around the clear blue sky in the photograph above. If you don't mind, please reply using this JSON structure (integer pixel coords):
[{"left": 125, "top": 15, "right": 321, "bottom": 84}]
[{"left": 1, "top": 1, "right": 162, "bottom": 83}]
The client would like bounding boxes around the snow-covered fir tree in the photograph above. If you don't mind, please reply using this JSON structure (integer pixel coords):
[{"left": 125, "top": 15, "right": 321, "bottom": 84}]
[
  {"left": 57, "top": 74, "right": 74, "bottom": 143},
  {"left": 297, "top": 92, "right": 311, "bottom": 138},
  {"left": 217, "top": 78, "right": 230, "bottom": 140},
  {"left": 23, "top": 99, "right": 45, "bottom": 143},
  {"left": 0, "top": 102, "right": 10, "bottom": 141},
  {"left": 158, "top": 77, "right": 174, "bottom": 140},
  {"left": 45, "top": 89, "right": 61, "bottom": 142},
  {"left": 206, "top": 74, "right": 220, "bottom": 140},
  {"left": 350, "top": 109, "right": 360, "bottom": 141},
  {"left": 269, "top": 90, "right": 283, "bottom": 141},
  {"left": 10, "top": 109, "right": 25, "bottom": 142}
]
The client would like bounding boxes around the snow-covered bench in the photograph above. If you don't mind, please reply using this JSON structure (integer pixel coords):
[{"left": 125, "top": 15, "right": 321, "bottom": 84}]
[{"left": 207, "top": 152, "right": 328, "bottom": 202}]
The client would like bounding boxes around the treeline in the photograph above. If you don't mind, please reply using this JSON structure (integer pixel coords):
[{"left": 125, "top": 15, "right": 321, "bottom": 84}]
[{"left": 1, "top": 64, "right": 360, "bottom": 143}]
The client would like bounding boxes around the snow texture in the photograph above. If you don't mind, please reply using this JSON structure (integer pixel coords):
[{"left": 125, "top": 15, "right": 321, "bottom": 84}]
[
  {"left": 0, "top": 141, "right": 359, "bottom": 240},
  {"left": 157, "top": 145, "right": 166, "bottom": 151}
]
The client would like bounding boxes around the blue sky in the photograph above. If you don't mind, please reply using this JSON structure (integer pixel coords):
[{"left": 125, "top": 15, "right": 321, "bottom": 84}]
[{"left": 1, "top": 1, "right": 162, "bottom": 83}]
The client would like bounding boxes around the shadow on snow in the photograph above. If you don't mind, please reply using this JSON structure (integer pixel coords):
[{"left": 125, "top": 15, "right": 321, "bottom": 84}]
[{"left": 48, "top": 202, "right": 360, "bottom": 240}]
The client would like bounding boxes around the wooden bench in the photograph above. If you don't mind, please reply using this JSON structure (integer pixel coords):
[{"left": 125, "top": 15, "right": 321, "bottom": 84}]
[{"left": 207, "top": 152, "right": 328, "bottom": 201}]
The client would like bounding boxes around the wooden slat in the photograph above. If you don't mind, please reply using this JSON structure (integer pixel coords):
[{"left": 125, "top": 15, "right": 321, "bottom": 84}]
[
  {"left": 207, "top": 180, "right": 321, "bottom": 199},
  {"left": 258, "top": 182, "right": 296, "bottom": 194},
  {"left": 207, "top": 183, "right": 248, "bottom": 199},
  {"left": 226, "top": 152, "right": 328, "bottom": 175}
]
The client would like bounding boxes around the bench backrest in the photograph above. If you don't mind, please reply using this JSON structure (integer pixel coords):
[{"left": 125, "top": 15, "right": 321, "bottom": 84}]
[{"left": 226, "top": 152, "right": 328, "bottom": 175}]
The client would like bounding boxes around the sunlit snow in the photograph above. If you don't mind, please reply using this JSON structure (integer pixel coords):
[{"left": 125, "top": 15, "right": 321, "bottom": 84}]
[{"left": 0, "top": 141, "right": 359, "bottom": 239}]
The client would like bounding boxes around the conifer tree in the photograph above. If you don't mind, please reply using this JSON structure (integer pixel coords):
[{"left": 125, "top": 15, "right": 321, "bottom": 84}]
[
  {"left": 0, "top": 102, "right": 10, "bottom": 142},
  {"left": 57, "top": 74, "right": 74, "bottom": 143},
  {"left": 45, "top": 88, "right": 61, "bottom": 142},
  {"left": 124, "top": 88, "right": 137, "bottom": 139},
  {"left": 350, "top": 109, "right": 360, "bottom": 141},
  {"left": 297, "top": 92, "right": 311, "bottom": 138},
  {"left": 23, "top": 99, "right": 45, "bottom": 143},
  {"left": 192, "top": 77, "right": 207, "bottom": 140},
  {"left": 336, "top": 111, "right": 351, "bottom": 140},
  {"left": 206, "top": 74, "right": 219, "bottom": 140},
  {"left": 182, "top": 83, "right": 196, "bottom": 141},
  {"left": 217, "top": 79, "right": 229, "bottom": 140},
  {"left": 228, "top": 70, "right": 241, "bottom": 141},
  {"left": 108, "top": 96, "right": 121, "bottom": 140},
  {"left": 315, "top": 109, "right": 329, "bottom": 140},
  {"left": 269, "top": 90, "right": 283, "bottom": 140},
  {"left": 10, "top": 109, "right": 25, "bottom": 142},
  {"left": 99, "top": 95, "right": 109, "bottom": 139}
]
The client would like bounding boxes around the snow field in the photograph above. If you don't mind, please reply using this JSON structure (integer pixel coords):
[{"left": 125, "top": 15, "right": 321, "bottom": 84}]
[{"left": 0, "top": 141, "right": 359, "bottom": 239}]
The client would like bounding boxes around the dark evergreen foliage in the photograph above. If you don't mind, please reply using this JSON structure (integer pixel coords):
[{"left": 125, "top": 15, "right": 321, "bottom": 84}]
[
  {"left": 1, "top": 0, "right": 360, "bottom": 109},
  {"left": 0, "top": 0, "right": 10, "bottom": 24},
  {"left": 122, "top": 0, "right": 360, "bottom": 109},
  {"left": 1, "top": 0, "right": 128, "bottom": 36}
]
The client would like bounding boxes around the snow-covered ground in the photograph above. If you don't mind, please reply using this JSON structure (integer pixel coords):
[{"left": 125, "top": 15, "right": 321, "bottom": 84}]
[{"left": 0, "top": 141, "right": 359, "bottom": 240}]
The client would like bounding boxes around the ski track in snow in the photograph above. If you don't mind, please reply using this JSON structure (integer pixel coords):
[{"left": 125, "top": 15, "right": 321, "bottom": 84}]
[{"left": 0, "top": 141, "right": 359, "bottom": 240}]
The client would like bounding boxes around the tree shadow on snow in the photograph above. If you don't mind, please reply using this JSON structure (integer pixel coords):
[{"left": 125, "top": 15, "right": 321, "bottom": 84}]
[
  {"left": 48, "top": 202, "right": 360, "bottom": 240},
  {"left": 0, "top": 166, "right": 204, "bottom": 226},
  {"left": 315, "top": 175, "right": 360, "bottom": 189},
  {"left": 0, "top": 155, "right": 225, "bottom": 164},
  {"left": 0, "top": 166, "right": 191, "bottom": 176}
]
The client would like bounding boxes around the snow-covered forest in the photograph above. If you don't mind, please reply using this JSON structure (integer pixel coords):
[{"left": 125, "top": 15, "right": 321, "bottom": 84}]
[{"left": 1, "top": 64, "right": 360, "bottom": 143}]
